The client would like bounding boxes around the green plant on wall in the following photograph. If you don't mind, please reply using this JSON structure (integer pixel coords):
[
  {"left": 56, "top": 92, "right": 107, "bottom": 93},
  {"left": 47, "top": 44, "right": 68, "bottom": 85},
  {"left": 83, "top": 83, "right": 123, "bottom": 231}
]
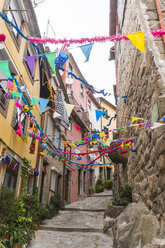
[
  {"left": 21, "top": 157, "right": 32, "bottom": 194},
  {"left": 112, "top": 184, "right": 132, "bottom": 206}
]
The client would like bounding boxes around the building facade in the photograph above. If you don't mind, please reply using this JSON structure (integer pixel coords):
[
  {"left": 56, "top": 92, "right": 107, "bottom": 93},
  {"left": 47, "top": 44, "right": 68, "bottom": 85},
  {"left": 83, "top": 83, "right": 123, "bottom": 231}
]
[
  {"left": 109, "top": 0, "right": 165, "bottom": 236},
  {"left": 0, "top": 0, "right": 42, "bottom": 195},
  {"left": 99, "top": 97, "right": 116, "bottom": 180}
]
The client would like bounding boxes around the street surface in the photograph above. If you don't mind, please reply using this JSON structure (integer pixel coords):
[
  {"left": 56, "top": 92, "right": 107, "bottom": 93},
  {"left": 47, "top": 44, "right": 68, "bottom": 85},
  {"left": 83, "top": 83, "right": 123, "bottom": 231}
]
[{"left": 29, "top": 191, "right": 113, "bottom": 248}]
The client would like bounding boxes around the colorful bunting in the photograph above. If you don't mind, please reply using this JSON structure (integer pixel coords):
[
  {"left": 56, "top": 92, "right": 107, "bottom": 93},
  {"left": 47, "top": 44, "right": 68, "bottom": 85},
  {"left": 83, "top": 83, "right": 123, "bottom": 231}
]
[
  {"left": 6, "top": 80, "right": 14, "bottom": 90},
  {"left": 53, "top": 111, "right": 62, "bottom": 119},
  {"left": 44, "top": 52, "right": 57, "bottom": 75},
  {"left": 24, "top": 55, "right": 36, "bottom": 77},
  {"left": 95, "top": 110, "right": 106, "bottom": 121},
  {"left": 28, "top": 29, "right": 165, "bottom": 46},
  {"left": 126, "top": 32, "right": 145, "bottom": 53},
  {"left": 65, "top": 103, "right": 74, "bottom": 117},
  {"left": 39, "top": 97, "right": 49, "bottom": 113},
  {"left": 75, "top": 124, "right": 80, "bottom": 131},
  {"left": 79, "top": 43, "right": 94, "bottom": 62},
  {"left": 132, "top": 117, "right": 144, "bottom": 123},
  {"left": 30, "top": 97, "right": 39, "bottom": 106},
  {"left": 151, "top": 122, "right": 165, "bottom": 129},
  {"left": 10, "top": 91, "right": 22, "bottom": 98},
  {"left": 0, "top": 61, "right": 11, "bottom": 78}
]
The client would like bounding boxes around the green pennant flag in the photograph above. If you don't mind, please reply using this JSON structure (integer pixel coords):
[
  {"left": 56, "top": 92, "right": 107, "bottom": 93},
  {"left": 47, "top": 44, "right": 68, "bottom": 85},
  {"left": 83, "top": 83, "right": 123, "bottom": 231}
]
[
  {"left": 44, "top": 52, "right": 57, "bottom": 75},
  {"left": 30, "top": 97, "right": 39, "bottom": 106},
  {"left": 0, "top": 61, "right": 12, "bottom": 78},
  {"left": 11, "top": 91, "right": 22, "bottom": 98}
]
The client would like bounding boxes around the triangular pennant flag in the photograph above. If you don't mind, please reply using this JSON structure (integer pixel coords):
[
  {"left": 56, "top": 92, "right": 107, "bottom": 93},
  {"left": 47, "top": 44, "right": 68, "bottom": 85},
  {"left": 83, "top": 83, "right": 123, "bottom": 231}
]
[
  {"left": 151, "top": 122, "right": 165, "bottom": 129},
  {"left": 79, "top": 43, "right": 94, "bottom": 62},
  {"left": 99, "top": 132, "right": 107, "bottom": 137},
  {"left": 6, "top": 80, "right": 14, "bottom": 90},
  {"left": 24, "top": 132, "right": 29, "bottom": 143},
  {"left": 44, "top": 52, "right": 57, "bottom": 75},
  {"left": 132, "top": 117, "right": 144, "bottom": 123},
  {"left": 95, "top": 110, "right": 106, "bottom": 121},
  {"left": 30, "top": 97, "right": 39, "bottom": 106},
  {"left": 39, "top": 97, "right": 49, "bottom": 113},
  {"left": 65, "top": 103, "right": 74, "bottom": 117},
  {"left": 126, "top": 31, "right": 145, "bottom": 53},
  {"left": 0, "top": 80, "right": 8, "bottom": 91},
  {"left": 75, "top": 124, "right": 80, "bottom": 131},
  {"left": 0, "top": 61, "right": 12, "bottom": 77},
  {"left": 11, "top": 91, "right": 22, "bottom": 98},
  {"left": 53, "top": 111, "right": 62, "bottom": 119},
  {"left": 24, "top": 55, "right": 36, "bottom": 77}
]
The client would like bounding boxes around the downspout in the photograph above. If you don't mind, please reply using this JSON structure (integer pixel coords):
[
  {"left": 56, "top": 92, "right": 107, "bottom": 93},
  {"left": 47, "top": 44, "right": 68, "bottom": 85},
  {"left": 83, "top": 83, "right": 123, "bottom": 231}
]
[{"left": 155, "top": 0, "right": 165, "bottom": 46}]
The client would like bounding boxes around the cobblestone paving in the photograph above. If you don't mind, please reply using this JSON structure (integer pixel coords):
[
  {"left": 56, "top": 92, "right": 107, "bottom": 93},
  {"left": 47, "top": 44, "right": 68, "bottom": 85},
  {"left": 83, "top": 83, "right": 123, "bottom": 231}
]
[{"left": 29, "top": 191, "right": 113, "bottom": 248}]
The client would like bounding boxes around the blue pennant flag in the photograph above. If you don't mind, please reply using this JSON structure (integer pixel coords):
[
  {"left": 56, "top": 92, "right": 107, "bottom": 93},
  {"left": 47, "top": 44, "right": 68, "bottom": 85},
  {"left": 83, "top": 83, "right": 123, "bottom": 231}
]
[
  {"left": 79, "top": 43, "right": 94, "bottom": 62},
  {"left": 95, "top": 110, "right": 106, "bottom": 121},
  {"left": 39, "top": 97, "right": 49, "bottom": 113}
]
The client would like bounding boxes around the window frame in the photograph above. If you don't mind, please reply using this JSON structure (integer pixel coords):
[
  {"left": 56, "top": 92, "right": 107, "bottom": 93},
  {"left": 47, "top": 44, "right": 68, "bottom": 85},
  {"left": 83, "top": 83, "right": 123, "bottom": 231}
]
[{"left": 80, "top": 84, "right": 84, "bottom": 98}]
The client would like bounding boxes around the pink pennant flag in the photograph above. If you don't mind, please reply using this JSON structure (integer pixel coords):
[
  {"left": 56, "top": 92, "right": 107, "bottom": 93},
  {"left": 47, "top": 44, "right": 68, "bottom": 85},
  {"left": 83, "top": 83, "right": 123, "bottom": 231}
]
[
  {"left": 6, "top": 80, "right": 14, "bottom": 90},
  {"left": 75, "top": 124, "right": 80, "bottom": 131}
]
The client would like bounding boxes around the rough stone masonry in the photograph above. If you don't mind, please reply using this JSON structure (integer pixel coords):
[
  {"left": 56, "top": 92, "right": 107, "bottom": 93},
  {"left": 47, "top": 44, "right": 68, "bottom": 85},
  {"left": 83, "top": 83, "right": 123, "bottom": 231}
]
[{"left": 109, "top": 0, "right": 165, "bottom": 246}]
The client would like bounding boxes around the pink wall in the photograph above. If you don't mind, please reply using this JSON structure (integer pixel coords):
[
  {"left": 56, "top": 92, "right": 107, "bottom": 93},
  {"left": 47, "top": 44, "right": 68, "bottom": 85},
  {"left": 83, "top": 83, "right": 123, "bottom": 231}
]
[
  {"left": 62, "top": 55, "right": 89, "bottom": 202},
  {"left": 66, "top": 122, "right": 88, "bottom": 202}
]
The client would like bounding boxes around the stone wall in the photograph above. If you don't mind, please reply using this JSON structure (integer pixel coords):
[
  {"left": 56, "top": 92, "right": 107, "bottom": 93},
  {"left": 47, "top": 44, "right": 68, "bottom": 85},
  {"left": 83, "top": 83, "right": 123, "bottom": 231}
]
[{"left": 114, "top": 0, "right": 165, "bottom": 223}]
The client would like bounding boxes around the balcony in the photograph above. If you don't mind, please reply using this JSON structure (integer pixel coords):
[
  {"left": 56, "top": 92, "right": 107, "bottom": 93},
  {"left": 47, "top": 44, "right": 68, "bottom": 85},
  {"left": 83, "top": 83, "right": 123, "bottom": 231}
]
[{"left": 68, "top": 94, "right": 91, "bottom": 129}]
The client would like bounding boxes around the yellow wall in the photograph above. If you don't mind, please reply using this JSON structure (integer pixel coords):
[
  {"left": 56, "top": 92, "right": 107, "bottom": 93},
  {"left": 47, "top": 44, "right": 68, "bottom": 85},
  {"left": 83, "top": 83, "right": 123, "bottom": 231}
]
[
  {"left": 101, "top": 100, "right": 116, "bottom": 144},
  {"left": 0, "top": 0, "right": 41, "bottom": 193}
]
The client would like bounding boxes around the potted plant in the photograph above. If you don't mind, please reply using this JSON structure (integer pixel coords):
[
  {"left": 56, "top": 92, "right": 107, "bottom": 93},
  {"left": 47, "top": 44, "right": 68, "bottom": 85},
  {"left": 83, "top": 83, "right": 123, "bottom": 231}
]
[
  {"left": 104, "top": 179, "right": 113, "bottom": 190},
  {"left": 89, "top": 187, "right": 95, "bottom": 195},
  {"left": 49, "top": 193, "right": 64, "bottom": 216}
]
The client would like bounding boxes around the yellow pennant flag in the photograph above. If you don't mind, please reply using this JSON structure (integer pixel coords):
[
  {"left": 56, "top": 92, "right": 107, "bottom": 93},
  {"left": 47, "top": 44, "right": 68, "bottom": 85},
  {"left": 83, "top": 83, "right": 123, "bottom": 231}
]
[
  {"left": 65, "top": 103, "right": 75, "bottom": 117},
  {"left": 132, "top": 117, "right": 144, "bottom": 123},
  {"left": 70, "top": 142, "right": 76, "bottom": 147},
  {"left": 120, "top": 143, "right": 124, "bottom": 148},
  {"left": 24, "top": 132, "right": 28, "bottom": 143},
  {"left": 126, "top": 31, "right": 145, "bottom": 53},
  {"left": 99, "top": 132, "right": 107, "bottom": 137}
]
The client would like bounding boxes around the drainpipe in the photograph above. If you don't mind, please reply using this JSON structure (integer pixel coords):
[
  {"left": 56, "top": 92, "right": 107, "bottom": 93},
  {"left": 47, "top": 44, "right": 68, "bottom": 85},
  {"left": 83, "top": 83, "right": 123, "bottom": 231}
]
[{"left": 155, "top": 0, "right": 165, "bottom": 46}]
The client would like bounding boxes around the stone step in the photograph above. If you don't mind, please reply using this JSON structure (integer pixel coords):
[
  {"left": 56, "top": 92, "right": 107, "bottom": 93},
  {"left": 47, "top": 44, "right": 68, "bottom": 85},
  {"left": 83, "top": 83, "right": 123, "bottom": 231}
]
[
  {"left": 39, "top": 225, "right": 103, "bottom": 233},
  {"left": 62, "top": 208, "right": 106, "bottom": 212},
  {"left": 89, "top": 194, "right": 112, "bottom": 197}
]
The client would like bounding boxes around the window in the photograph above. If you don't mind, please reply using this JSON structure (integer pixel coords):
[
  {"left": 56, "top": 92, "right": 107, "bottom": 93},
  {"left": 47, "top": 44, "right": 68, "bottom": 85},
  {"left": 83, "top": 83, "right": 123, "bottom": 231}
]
[
  {"left": 5, "top": 0, "right": 24, "bottom": 47},
  {"left": 68, "top": 118, "right": 72, "bottom": 132},
  {"left": 11, "top": 82, "right": 29, "bottom": 140},
  {"left": 24, "top": 45, "right": 36, "bottom": 81},
  {"left": 88, "top": 99, "right": 91, "bottom": 110},
  {"left": 66, "top": 145, "right": 72, "bottom": 161},
  {"left": 50, "top": 170, "right": 56, "bottom": 192},
  {"left": 80, "top": 106, "right": 84, "bottom": 113},
  {"left": 3, "top": 159, "right": 19, "bottom": 191},
  {"left": 0, "top": 45, "right": 18, "bottom": 117},
  {"left": 103, "top": 108, "right": 110, "bottom": 119},
  {"left": 68, "top": 63, "right": 73, "bottom": 78},
  {"left": 82, "top": 132, "right": 85, "bottom": 141},
  {"left": 80, "top": 84, "right": 84, "bottom": 98}
]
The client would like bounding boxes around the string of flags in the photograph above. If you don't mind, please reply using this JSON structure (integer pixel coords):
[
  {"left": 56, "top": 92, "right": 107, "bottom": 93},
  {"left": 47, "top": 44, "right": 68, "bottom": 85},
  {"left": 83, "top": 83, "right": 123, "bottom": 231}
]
[
  {"left": 0, "top": 155, "right": 39, "bottom": 176},
  {"left": 28, "top": 29, "right": 165, "bottom": 53}
]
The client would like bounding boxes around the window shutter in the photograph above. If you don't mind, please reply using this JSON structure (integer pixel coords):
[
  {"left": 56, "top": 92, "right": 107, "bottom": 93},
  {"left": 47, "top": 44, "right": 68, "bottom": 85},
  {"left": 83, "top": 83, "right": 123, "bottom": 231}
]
[{"left": 50, "top": 171, "right": 56, "bottom": 192}]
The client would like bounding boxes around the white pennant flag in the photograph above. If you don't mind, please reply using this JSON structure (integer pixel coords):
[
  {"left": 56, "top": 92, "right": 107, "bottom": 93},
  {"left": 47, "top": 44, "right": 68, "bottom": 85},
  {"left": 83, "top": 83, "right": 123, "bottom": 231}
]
[
  {"left": 53, "top": 111, "right": 62, "bottom": 119},
  {"left": 151, "top": 122, "right": 165, "bottom": 129}
]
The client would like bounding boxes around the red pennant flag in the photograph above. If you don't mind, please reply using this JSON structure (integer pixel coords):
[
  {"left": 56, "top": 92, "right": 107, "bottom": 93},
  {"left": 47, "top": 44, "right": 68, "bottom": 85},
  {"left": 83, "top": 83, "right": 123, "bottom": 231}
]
[{"left": 75, "top": 124, "right": 80, "bottom": 131}]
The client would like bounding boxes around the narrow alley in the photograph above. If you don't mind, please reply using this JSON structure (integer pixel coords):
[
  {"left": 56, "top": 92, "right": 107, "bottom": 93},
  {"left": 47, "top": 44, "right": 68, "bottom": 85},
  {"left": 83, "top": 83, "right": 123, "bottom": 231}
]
[{"left": 29, "top": 191, "right": 113, "bottom": 248}]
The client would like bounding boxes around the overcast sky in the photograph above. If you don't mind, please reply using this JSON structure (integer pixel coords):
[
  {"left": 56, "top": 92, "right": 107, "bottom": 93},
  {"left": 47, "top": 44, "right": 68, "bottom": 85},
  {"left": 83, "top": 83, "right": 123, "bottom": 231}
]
[{"left": 34, "top": 0, "right": 116, "bottom": 105}]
